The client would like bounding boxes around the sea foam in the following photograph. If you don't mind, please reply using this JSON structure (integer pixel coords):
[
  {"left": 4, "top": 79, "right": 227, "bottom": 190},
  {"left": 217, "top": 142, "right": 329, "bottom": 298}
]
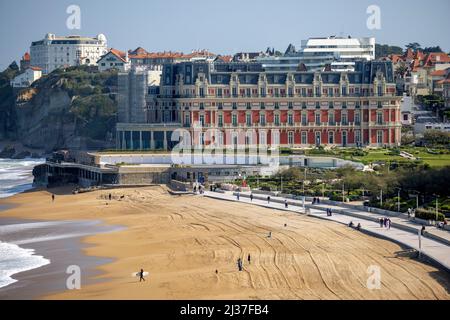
[{"left": 0, "top": 241, "right": 50, "bottom": 288}]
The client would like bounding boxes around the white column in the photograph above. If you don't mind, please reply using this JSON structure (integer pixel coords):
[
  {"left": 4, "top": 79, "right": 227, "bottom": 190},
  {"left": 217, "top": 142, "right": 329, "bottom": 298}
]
[
  {"left": 150, "top": 131, "right": 155, "bottom": 149},
  {"left": 130, "top": 131, "right": 134, "bottom": 150},
  {"left": 163, "top": 131, "right": 168, "bottom": 150}
]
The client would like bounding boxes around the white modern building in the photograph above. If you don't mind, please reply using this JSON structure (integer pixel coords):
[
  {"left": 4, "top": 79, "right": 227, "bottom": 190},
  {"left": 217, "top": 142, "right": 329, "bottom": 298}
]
[
  {"left": 10, "top": 67, "right": 42, "bottom": 88},
  {"left": 30, "top": 33, "right": 108, "bottom": 74},
  {"left": 258, "top": 36, "right": 375, "bottom": 72}
]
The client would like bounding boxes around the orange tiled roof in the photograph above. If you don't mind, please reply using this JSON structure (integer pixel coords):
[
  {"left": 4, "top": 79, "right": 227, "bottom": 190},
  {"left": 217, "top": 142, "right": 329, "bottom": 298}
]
[
  {"left": 109, "top": 48, "right": 127, "bottom": 62},
  {"left": 216, "top": 55, "right": 233, "bottom": 62},
  {"left": 405, "top": 48, "right": 414, "bottom": 60},
  {"left": 30, "top": 66, "right": 42, "bottom": 71},
  {"left": 129, "top": 51, "right": 186, "bottom": 60},
  {"left": 183, "top": 50, "right": 216, "bottom": 59},
  {"left": 128, "top": 49, "right": 216, "bottom": 60},
  {"left": 422, "top": 52, "right": 450, "bottom": 68},
  {"left": 389, "top": 54, "right": 403, "bottom": 63},
  {"left": 430, "top": 69, "right": 447, "bottom": 77},
  {"left": 129, "top": 47, "right": 148, "bottom": 56}
]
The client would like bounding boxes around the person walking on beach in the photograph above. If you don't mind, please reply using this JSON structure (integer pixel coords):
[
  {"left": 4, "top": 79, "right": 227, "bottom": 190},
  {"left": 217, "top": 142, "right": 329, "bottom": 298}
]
[
  {"left": 139, "top": 268, "right": 146, "bottom": 282},
  {"left": 108, "top": 193, "right": 112, "bottom": 201},
  {"left": 268, "top": 231, "right": 272, "bottom": 238},
  {"left": 237, "top": 258, "right": 243, "bottom": 271},
  {"left": 247, "top": 254, "right": 251, "bottom": 264},
  {"left": 52, "top": 194, "right": 55, "bottom": 202},
  {"left": 250, "top": 194, "right": 253, "bottom": 202}
]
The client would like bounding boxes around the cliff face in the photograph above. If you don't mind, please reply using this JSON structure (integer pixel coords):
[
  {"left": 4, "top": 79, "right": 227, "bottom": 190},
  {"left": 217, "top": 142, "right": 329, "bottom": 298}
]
[
  {"left": 0, "top": 65, "right": 118, "bottom": 153},
  {"left": 0, "top": 62, "right": 20, "bottom": 140}
]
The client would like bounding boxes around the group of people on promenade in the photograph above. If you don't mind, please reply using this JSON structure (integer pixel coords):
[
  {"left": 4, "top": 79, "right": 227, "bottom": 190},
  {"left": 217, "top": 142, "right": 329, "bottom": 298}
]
[
  {"left": 379, "top": 217, "right": 392, "bottom": 229},
  {"left": 312, "top": 197, "right": 321, "bottom": 204}
]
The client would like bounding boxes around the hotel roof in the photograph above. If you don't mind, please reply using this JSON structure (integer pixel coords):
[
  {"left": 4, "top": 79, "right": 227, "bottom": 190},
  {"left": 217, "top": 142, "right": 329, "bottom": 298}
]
[{"left": 161, "top": 60, "right": 395, "bottom": 86}]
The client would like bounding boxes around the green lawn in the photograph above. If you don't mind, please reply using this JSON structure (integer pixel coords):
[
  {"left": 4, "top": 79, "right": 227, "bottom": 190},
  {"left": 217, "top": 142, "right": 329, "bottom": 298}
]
[
  {"left": 306, "top": 146, "right": 450, "bottom": 167},
  {"left": 400, "top": 147, "right": 450, "bottom": 167}
]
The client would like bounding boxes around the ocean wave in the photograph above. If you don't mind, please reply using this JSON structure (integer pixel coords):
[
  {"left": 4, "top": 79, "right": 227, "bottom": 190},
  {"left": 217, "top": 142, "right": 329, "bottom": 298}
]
[
  {"left": 0, "top": 241, "right": 50, "bottom": 289},
  {"left": 0, "top": 159, "right": 44, "bottom": 199}
]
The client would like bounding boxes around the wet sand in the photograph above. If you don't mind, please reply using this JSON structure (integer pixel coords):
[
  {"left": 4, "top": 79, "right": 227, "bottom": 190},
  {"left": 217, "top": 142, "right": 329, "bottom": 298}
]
[
  {"left": 0, "top": 217, "right": 120, "bottom": 299},
  {"left": 0, "top": 186, "right": 449, "bottom": 300}
]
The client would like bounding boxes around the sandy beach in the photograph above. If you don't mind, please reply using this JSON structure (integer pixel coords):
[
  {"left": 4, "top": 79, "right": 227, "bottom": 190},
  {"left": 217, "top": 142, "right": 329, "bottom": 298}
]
[{"left": 0, "top": 185, "right": 449, "bottom": 300}]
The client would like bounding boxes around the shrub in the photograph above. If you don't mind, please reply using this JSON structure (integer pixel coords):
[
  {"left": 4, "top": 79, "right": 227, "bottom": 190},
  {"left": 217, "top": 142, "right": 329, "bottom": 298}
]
[{"left": 415, "top": 208, "right": 445, "bottom": 221}]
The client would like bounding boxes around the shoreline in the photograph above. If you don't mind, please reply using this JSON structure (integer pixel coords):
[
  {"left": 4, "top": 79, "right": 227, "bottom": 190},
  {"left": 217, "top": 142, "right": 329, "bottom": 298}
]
[
  {"left": 0, "top": 191, "right": 122, "bottom": 299},
  {"left": 0, "top": 186, "right": 449, "bottom": 299}
]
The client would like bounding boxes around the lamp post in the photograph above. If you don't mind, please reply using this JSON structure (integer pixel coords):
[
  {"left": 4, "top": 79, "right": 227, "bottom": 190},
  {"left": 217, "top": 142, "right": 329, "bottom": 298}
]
[
  {"left": 380, "top": 189, "right": 383, "bottom": 207},
  {"left": 302, "top": 168, "right": 306, "bottom": 196},
  {"left": 435, "top": 195, "right": 439, "bottom": 222},
  {"left": 416, "top": 193, "right": 419, "bottom": 210},
  {"left": 396, "top": 187, "right": 401, "bottom": 213},
  {"left": 342, "top": 183, "right": 345, "bottom": 203}
]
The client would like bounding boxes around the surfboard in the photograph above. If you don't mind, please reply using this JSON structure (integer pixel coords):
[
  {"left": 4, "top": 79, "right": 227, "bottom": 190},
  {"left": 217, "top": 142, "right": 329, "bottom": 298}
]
[{"left": 131, "top": 271, "right": 149, "bottom": 277}]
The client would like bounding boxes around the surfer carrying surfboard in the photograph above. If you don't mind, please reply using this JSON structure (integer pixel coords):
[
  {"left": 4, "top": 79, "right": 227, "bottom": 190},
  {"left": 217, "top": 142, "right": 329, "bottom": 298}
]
[{"left": 139, "top": 268, "right": 146, "bottom": 282}]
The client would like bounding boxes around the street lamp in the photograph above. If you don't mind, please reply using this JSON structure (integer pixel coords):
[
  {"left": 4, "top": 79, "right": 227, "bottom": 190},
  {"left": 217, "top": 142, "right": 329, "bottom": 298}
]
[
  {"left": 395, "top": 187, "right": 401, "bottom": 213},
  {"left": 435, "top": 195, "right": 439, "bottom": 222},
  {"left": 380, "top": 189, "right": 383, "bottom": 207},
  {"left": 302, "top": 168, "right": 306, "bottom": 196}
]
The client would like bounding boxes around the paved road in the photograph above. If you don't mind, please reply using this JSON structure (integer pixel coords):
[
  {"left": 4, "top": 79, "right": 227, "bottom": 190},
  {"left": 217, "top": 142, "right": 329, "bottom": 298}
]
[{"left": 204, "top": 191, "right": 450, "bottom": 272}]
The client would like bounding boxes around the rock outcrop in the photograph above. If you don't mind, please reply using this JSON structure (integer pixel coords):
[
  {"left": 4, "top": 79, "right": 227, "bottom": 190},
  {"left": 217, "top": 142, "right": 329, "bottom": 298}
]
[{"left": 0, "top": 65, "right": 118, "bottom": 153}]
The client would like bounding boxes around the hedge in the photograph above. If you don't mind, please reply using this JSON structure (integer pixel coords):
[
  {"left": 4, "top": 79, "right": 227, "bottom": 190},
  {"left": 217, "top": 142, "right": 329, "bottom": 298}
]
[{"left": 415, "top": 208, "right": 445, "bottom": 222}]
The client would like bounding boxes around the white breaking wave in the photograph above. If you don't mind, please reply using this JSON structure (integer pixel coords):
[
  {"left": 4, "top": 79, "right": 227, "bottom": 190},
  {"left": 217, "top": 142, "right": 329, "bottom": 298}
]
[
  {"left": 0, "top": 158, "right": 44, "bottom": 199},
  {"left": 0, "top": 241, "right": 50, "bottom": 288}
]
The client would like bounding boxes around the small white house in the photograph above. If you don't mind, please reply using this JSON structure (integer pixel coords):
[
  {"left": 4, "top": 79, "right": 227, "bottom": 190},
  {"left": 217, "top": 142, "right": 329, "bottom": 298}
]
[
  {"left": 97, "top": 48, "right": 130, "bottom": 72},
  {"left": 10, "top": 67, "right": 42, "bottom": 88},
  {"left": 415, "top": 122, "right": 450, "bottom": 133}
]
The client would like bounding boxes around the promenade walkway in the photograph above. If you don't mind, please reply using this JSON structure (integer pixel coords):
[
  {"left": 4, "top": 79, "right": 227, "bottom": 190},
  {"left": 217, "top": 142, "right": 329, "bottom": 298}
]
[{"left": 204, "top": 191, "right": 450, "bottom": 272}]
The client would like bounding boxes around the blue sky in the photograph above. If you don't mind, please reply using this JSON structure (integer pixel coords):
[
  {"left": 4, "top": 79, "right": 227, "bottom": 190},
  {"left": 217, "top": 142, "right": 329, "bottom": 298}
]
[{"left": 1, "top": 0, "right": 449, "bottom": 70}]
